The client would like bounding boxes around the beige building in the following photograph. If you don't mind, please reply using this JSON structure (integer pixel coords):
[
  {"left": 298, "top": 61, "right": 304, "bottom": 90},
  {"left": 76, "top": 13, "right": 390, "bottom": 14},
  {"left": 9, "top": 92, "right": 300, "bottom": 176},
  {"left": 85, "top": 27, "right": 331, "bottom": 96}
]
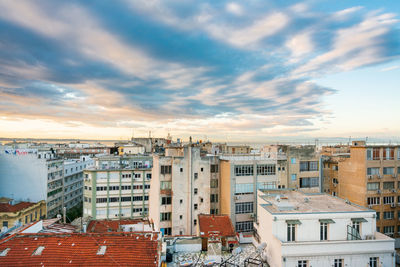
[
  {"left": 83, "top": 155, "right": 152, "bottom": 220},
  {"left": 149, "top": 145, "right": 220, "bottom": 236},
  {"left": 323, "top": 141, "right": 400, "bottom": 243},
  {"left": 220, "top": 145, "right": 321, "bottom": 234},
  {"left": 0, "top": 199, "right": 46, "bottom": 232}
]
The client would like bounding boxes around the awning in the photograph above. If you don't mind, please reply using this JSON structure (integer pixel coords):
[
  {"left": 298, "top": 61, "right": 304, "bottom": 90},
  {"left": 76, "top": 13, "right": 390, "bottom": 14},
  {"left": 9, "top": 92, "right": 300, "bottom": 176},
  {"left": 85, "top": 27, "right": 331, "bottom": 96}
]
[
  {"left": 351, "top": 218, "right": 368, "bottom": 223},
  {"left": 319, "top": 219, "right": 335, "bottom": 224},
  {"left": 286, "top": 220, "right": 301, "bottom": 225}
]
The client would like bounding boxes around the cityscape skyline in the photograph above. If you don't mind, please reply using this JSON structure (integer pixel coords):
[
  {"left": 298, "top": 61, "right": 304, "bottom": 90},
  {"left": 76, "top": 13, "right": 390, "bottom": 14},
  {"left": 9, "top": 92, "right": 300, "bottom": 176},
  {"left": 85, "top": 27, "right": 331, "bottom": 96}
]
[{"left": 0, "top": 0, "right": 399, "bottom": 141}]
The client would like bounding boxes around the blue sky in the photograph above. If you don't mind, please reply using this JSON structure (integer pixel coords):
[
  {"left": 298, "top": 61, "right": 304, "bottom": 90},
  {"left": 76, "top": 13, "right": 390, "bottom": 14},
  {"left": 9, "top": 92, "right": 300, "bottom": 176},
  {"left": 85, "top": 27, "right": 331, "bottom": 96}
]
[{"left": 0, "top": 0, "right": 399, "bottom": 141}]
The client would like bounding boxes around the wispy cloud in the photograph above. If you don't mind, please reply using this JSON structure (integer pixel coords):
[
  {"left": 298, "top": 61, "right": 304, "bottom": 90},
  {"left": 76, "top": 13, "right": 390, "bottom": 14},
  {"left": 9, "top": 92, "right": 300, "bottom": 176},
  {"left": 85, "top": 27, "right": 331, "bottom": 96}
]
[{"left": 0, "top": 0, "right": 399, "bottom": 139}]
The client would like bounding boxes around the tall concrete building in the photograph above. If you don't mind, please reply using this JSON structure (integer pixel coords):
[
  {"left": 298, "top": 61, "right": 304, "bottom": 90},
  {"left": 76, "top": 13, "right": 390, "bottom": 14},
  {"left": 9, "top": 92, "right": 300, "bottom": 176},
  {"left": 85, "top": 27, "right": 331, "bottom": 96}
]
[
  {"left": 220, "top": 145, "right": 322, "bottom": 234},
  {"left": 0, "top": 148, "right": 64, "bottom": 218},
  {"left": 149, "top": 145, "right": 220, "bottom": 236},
  {"left": 83, "top": 155, "right": 152, "bottom": 220},
  {"left": 323, "top": 141, "right": 400, "bottom": 245}
]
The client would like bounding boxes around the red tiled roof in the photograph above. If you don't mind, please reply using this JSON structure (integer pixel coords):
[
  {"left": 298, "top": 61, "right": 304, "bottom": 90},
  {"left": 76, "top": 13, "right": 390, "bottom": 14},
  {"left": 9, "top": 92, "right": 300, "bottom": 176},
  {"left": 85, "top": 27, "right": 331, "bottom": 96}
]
[
  {"left": 87, "top": 219, "right": 151, "bottom": 233},
  {"left": 0, "top": 202, "right": 35, "bottom": 213},
  {"left": 0, "top": 232, "right": 160, "bottom": 266},
  {"left": 198, "top": 214, "right": 236, "bottom": 238}
]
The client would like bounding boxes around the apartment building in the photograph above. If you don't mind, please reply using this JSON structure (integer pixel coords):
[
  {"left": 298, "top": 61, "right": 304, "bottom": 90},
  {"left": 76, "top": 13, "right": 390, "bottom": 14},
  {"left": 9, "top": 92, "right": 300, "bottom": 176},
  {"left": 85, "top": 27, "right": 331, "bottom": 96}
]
[
  {"left": 149, "top": 145, "right": 220, "bottom": 236},
  {"left": 255, "top": 189, "right": 395, "bottom": 267},
  {"left": 63, "top": 157, "right": 93, "bottom": 210},
  {"left": 220, "top": 154, "right": 280, "bottom": 234},
  {"left": 83, "top": 155, "right": 152, "bottom": 220},
  {"left": 220, "top": 145, "right": 321, "bottom": 234},
  {"left": 0, "top": 148, "right": 64, "bottom": 218},
  {"left": 323, "top": 141, "right": 400, "bottom": 244}
]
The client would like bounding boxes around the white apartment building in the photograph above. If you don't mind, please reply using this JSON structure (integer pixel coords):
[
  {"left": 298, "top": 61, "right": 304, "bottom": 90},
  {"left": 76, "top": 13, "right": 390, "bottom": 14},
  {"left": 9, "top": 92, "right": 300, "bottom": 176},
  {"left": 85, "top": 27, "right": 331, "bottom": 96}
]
[
  {"left": 255, "top": 190, "right": 395, "bottom": 267},
  {"left": 83, "top": 155, "right": 152, "bottom": 220},
  {"left": 149, "top": 145, "right": 220, "bottom": 236},
  {"left": 63, "top": 156, "right": 93, "bottom": 210}
]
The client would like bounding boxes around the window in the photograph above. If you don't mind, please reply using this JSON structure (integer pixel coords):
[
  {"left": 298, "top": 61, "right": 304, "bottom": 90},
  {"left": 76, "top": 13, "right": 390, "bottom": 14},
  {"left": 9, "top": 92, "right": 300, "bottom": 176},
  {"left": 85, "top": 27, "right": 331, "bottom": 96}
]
[
  {"left": 297, "top": 260, "right": 308, "bottom": 267},
  {"left": 383, "top": 167, "right": 394, "bottom": 175},
  {"left": 384, "top": 211, "right": 394, "bottom": 220},
  {"left": 161, "top": 228, "right": 172, "bottom": 236},
  {"left": 96, "top": 198, "right": 107, "bottom": 203},
  {"left": 201, "top": 167, "right": 203, "bottom": 172},
  {"left": 194, "top": 219, "right": 197, "bottom": 225},
  {"left": 257, "top": 164, "right": 276, "bottom": 175},
  {"left": 383, "top": 148, "right": 394, "bottom": 160},
  {"left": 194, "top": 188, "right": 198, "bottom": 195},
  {"left": 334, "top": 259, "right": 343, "bottom": 267},
  {"left": 384, "top": 226, "right": 395, "bottom": 236},
  {"left": 180, "top": 199, "right": 183, "bottom": 204},
  {"left": 160, "top": 181, "right": 172, "bottom": 190},
  {"left": 235, "top": 183, "right": 254, "bottom": 194},
  {"left": 291, "top": 174, "right": 297, "bottom": 181},
  {"left": 210, "top": 179, "right": 218, "bottom": 188},
  {"left": 2, "top": 221, "right": 8, "bottom": 228},
  {"left": 299, "top": 177, "right": 319, "bottom": 188},
  {"left": 320, "top": 222, "right": 328, "bottom": 240},
  {"left": 235, "top": 202, "right": 253, "bottom": 214},
  {"left": 369, "top": 257, "right": 378, "bottom": 267},
  {"left": 300, "top": 161, "right": 318, "bottom": 171},
  {"left": 367, "top": 167, "right": 380, "bottom": 175},
  {"left": 372, "top": 148, "right": 380, "bottom": 160},
  {"left": 161, "top": 196, "right": 171, "bottom": 205},
  {"left": 383, "top": 182, "right": 395, "bottom": 190},
  {"left": 194, "top": 173, "right": 198, "bottom": 179},
  {"left": 367, "top": 197, "right": 380, "bottom": 205},
  {"left": 161, "top": 165, "right": 172, "bottom": 174},
  {"left": 234, "top": 165, "right": 254, "bottom": 176},
  {"left": 367, "top": 148, "right": 372, "bottom": 160},
  {"left": 287, "top": 223, "right": 296, "bottom": 241},
  {"left": 180, "top": 167, "right": 183, "bottom": 172},
  {"left": 194, "top": 204, "right": 198, "bottom": 210},
  {"left": 235, "top": 221, "right": 253, "bottom": 232},
  {"left": 211, "top": 194, "right": 218, "bottom": 203},
  {"left": 367, "top": 182, "right": 380, "bottom": 191},
  {"left": 160, "top": 212, "right": 171, "bottom": 221},
  {"left": 383, "top": 196, "right": 394, "bottom": 204},
  {"left": 211, "top": 164, "right": 218, "bottom": 173},
  {"left": 147, "top": 173, "right": 152, "bottom": 179},
  {"left": 376, "top": 212, "right": 380, "bottom": 220},
  {"left": 121, "top": 196, "right": 131, "bottom": 202},
  {"left": 291, "top": 157, "right": 296, "bottom": 164},
  {"left": 180, "top": 215, "right": 182, "bottom": 220}
]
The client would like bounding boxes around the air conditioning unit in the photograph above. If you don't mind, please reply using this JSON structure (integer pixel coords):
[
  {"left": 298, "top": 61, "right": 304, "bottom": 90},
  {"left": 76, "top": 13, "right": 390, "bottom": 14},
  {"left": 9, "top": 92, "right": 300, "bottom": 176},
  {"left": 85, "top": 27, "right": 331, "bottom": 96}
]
[
  {"left": 392, "top": 174, "right": 397, "bottom": 178},
  {"left": 392, "top": 189, "right": 397, "bottom": 193},
  {"left": 367, "top": 175, "right": 373, "bottom": 179},
  {"left": 365, "top": 235, "right": 375, "bottom": 240},
  {"left": 377, "top": 190, "right": 381, "bottom": 194},
  {"left": 368, "top": 204, "right": 373, "bottom": 209},
  {"left": 234, "top": 196, "right": 241, "bottom": 200},
  {"left": 378, "top": 175, "right": 382, "bottom": 179},
  {"left": 250, "top": 213, "right": 256, "bottom": 218},
  {"left": 391, "top": 203, "right": 396, "bottom": 208}
]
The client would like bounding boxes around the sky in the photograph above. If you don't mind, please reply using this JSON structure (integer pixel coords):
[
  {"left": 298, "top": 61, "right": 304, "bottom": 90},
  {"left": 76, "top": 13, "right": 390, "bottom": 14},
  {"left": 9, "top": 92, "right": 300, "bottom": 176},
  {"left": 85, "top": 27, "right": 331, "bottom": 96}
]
[{"left": 0, "top": 0, "right": 399, "bottom": 142}]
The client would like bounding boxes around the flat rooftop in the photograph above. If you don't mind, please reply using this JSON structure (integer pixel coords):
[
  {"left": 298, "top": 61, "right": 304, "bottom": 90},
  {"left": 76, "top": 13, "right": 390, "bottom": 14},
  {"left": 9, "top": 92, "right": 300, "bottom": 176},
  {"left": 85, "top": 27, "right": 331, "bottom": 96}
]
[{"left": 260, "top": 190, "right": 369, "bottom": 214}]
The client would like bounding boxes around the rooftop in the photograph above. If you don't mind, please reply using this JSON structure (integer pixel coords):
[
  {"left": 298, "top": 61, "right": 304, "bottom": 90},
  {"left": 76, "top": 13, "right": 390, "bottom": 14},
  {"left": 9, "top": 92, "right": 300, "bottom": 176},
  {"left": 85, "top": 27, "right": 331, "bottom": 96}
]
[
  {"left": 260, "top": 190, "right": 369, "bottom": 214},
  {"left": 198, "top": 214, "right": 236, "bottom": 238},
  {"left": 87, "top": 219, "right": 153, "bottom": 233},
  {"left": 0, "top": 202, "right": 36, "bottom": 213},
  {"left": 0, "top": 232, "right": 160, "bottom": 266}
]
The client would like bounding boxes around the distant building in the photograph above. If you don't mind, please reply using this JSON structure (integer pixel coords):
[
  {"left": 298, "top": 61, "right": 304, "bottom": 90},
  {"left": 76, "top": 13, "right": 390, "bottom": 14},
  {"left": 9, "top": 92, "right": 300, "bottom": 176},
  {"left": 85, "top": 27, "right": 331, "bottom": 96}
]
[
  {"left": 86, "top": 218, "right": 154, "bottom": 233},
  {"left": 149, "top": 146, "right": 220, "bottom": 236},
  {"left": 255, "top": 189, "right": 395, "bottom": 267},
  {"left": 322, "top": 141, "right": 400, "bottom": 246},
  {"left": 83, "top": 155, "right": 152, "bottom": 220},
  {"left": 118, "top": 143, "right": 145, "bottom": 155},
  {"left": 0, "top": 200, "right": 46, "bottom": 232},
  {"left": 0, "top": 232, "right": 162, "bottom": 266}
]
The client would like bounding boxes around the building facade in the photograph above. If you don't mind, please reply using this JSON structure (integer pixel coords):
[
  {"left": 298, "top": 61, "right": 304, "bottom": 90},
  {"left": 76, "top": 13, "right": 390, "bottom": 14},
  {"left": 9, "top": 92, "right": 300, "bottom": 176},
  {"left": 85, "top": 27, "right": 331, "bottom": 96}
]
[
  {"left": 149, "top": 146, "right": 220, "bottom": 236},
  {"left": 255, "top": 190, "right": 395, "bottom": 267},
  {"left": 83, "top": 155, "right": 152, "bottom": 220},
  {"left": 323, "top": 141, "right": 400, "bottom": 244},
  {"left": 0, "top": 200, "right": 46, "bottom": 232}
]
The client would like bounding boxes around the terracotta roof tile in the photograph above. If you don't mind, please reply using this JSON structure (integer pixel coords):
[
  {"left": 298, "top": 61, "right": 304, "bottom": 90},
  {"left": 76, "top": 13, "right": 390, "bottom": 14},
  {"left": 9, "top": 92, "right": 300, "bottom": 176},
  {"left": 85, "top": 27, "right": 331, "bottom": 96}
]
[
  {"left": 0, "top": 232, "right": 160, "bottom": 266},
  {"left": 198, "top": 214, "right": 236, "bottom": 238},
  {"left": 0, "top": 202, "right": 36, "bottom": 213}
]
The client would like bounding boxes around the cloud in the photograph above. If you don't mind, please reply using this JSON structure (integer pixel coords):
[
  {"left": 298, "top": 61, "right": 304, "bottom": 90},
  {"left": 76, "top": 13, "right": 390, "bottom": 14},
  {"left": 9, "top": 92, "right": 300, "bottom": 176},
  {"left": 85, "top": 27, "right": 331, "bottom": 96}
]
[{"left": 0, "top": 0, "right": 399, "bottom": 139}]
